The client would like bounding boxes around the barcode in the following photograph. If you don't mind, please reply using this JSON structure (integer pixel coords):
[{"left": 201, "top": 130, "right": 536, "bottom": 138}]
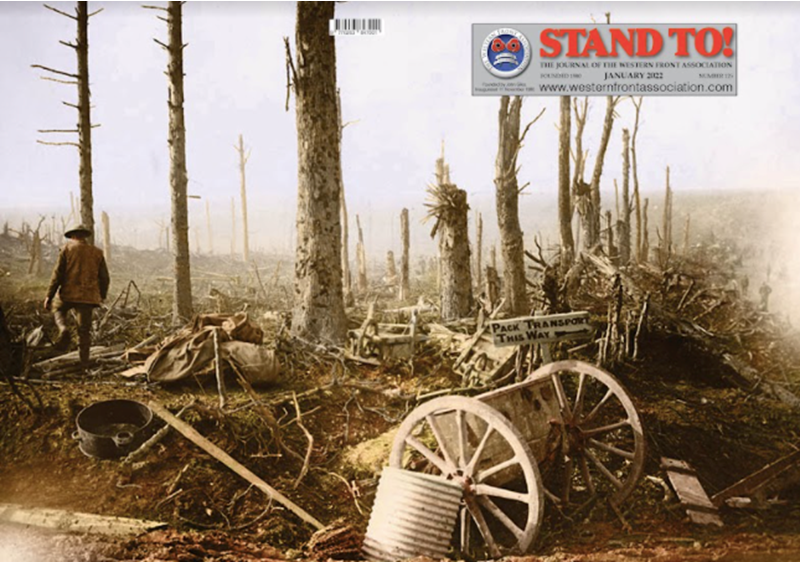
[{"left": 329, "top": 18, "right": 384, "bottom": 36}]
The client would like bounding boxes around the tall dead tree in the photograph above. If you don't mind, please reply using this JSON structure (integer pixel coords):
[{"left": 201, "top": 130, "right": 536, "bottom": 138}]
[
  {"left": 426, "top": 179, "right": 472, "bottom": 321},
  {"left": 285, "top": 1, "right": 346, "bottom": 342},
  {"left": 475, "top": 212, "right": 483, "bottom": 290},
  {"left": 336, "top": 89, "right": 356, "bottom": 306},
  {"left": 355, "top": 214, "right": 368, "bottom": 293},
  {"left": 585, "top": 95, "right": 621, "bottom": 249},
  {"left": 33, "top": 2, "right": 102, "bottom": 242},
  {"left": 642, "top": 198, "right": 650, "bottom": 263},
  {"left": 146, "top": 1, "right": 192, "bottom": 321},
  {"left": 683, "top": 214, "right": 691, "bottom": 255},
  {"left": 571, "top": 98, "right": 590, "bottom": 252},
  {"left": 558, "top": 96, "right": 575, "bottom": 270},
  {"left": 659, "top": 166, "right": 673, "bottom": 267},
  {"left": 399, "top": 208, "right": 410, "bottom": 301},
  {"left": 495, "top": 96, "right": 544, "bottom": 315},
  {"left": 235, "top": 134, "right": 251, "bottom": 263},
  {"left": 100, "top": 210, "right": 110, "bottom": 263},
  {"left": 619, "top": 128, "right": 631, "bottom": 264},
  {"left": 631, "top": 97, "right": 644, "bottom": 262}
]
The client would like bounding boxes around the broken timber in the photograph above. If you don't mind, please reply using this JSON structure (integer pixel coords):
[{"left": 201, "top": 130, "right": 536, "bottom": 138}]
[
  {"left": 711, "top": 448, "right": 800, "bottom": 508},
  {"left": 0, "top": 503, "right": 166, "bottom": 536},
  {"left": 148, "top": 400, "right": 325, "bottom": 530},
  {"left": 661, "top": 457, "right": 723, "bottom": 527}
]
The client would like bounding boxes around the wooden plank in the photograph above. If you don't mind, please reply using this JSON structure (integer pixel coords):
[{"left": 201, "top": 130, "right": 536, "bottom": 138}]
[
  {"left": 0, "top": 503, "right": 166, "bottom": 535},
  {"left": 489, "top": 311, "right": 593, "bottom": 348},
  {"left": 148, "top": 400, "right": 325, "bottom": 531},
  {"left": 711, "top": 448, "right": 800, "bottom": 507},
  {"left": 662, "top": 457, "right": 723, "bottom": 527}
]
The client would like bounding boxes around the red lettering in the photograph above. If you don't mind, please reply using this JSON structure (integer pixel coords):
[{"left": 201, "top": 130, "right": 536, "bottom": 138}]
[
  {"left": 563, "top": 28, "right": 588, "bottom": 57},
  {"left": 608, "top": 28, "right": 636, "bottom": 57},
  {"left": 636, "top": 28, "right": 663, "bottom": 56},
  {"left": 669, "top": 27, "right": 695, "bottom": 56},
  {"left": 539, "top": 29, "right": 563, "bottom": 57},
  {"left": 582, "top": 29, "right": 609, "bottom": 57},
  {"left": 695, "top": 27, "right": 723, "bottom": 56}
]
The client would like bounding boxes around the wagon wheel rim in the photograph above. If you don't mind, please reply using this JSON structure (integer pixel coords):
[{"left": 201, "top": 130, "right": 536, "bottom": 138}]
[
  {"left": 527, "top": 360, "right": 645, "bottom": 508},
  {"left": 389, "top": 396, "right": 544, "bottom": 558}
]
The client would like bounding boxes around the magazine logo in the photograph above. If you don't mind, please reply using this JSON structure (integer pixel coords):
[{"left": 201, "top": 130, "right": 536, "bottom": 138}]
[{"left": 481, "top": 28, "right": 531, "bottom": 78}]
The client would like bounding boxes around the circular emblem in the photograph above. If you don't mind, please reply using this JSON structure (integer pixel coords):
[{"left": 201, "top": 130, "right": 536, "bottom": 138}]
[{"left": 481, "top": 28, "right": 531, "bottom": 79}]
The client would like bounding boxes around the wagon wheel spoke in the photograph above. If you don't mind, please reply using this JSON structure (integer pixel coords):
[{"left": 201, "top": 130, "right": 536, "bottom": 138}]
[
  {"left": 579, "top": 456, "right": 596, "bottom": 495},
  {"left": 561, "top": 455, "right": 574, "bottom": 504},
  {"left": 404, "top": 435, "right": 452, "bottom": 475},
  {"left": 464, "top": 426, "right": 495, "bottom": 477},
  {"left": 551, "top": 372, "right": 573, "bottom": 420},
  {"left": 477, "top": 495, "right": 525, "bottom": 540},
  {"left": 573, "top": 372, "right": 588, "bottom": 420},
  {"left": 464, "top": 496, "right": 501, "bottom": 559},
  {"left": 588, "top": 438, "right": 636, "bottom": 460},
  {"left": 473, "top": 483, "right": 531, "bottom": 503},
  {"left": 582, "top": 419, "right": 630, "bottom": 437},
  {"left": 476, "top": 455, "right": 519, "bottom": 483},
  {"left": 581, "top": 388, "right": 614, "bottom": 425},
  {"left": 459, "top": 505, "right": 471, "bottom": 553},
  {"left": 426, "top": 414, "right": 458, "bottom": 471},
  {"left": 585, "top": 448, "right": 624, "bottom": 490},
  {"left": 456, "top": 409, "right": 468, "bottom": 467}
]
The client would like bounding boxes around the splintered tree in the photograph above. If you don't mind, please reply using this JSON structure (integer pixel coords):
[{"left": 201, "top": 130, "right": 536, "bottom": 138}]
[
  {"left": 146, "top": 1, "right": 192, "bottom": 321},
  {"left": 586, "top": 95, "right": 621, "bottom": 249},
  {"left": 426, "top": 178, "right": 472, "bottom": 321},
  {"left": 285, "top": 2, "right": 346, "bottom": 342},
  {"left": 399, "top": 208, "right": 410, "bottom": 301},
  {"left": 619, "top": 128, "right": 632, "bottom": 264},
  {"left": 100, "top": 210, "right": 110, "bottom": 263},
  {"left": 355, "top": 214, "right": 368, "bottom": 293},
  {"left": 659, "top": 166, "right": 673, "bottom": 267},
  {"left": 631, "top": 97, "right": 644, "bottom": 262},
  {"left": 495, "top": 96, "right": 544, "bottom": 315},
  {"left": 558, "top": 96, "right": 575, "bottom": 270},
  {"left": 33, "top": 2, "right": 102, "bottom": 242},
  {"left": 235, "top": 134, "right": 251, "bottom": 263}
]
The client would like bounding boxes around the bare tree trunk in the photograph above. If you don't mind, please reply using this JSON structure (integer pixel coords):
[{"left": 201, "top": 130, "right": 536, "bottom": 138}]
[
  {"left": 587, "top": 95, "right": 619, "bottom": 249},
  {"left": 289, "top": 1, "right": 346, "bottom": 342},
  {"left": 659, "top": 166, "right": 672, "bottom": 267},
  {"left": 619, "top": 128, "right": 631, "bottom": 264},
  {"left": 642, "top": 198, "right": 650, "bottom": 263},
  {"left": 236, "top": 134, "right": 250, "bottom": 263},
  {"left": 491, "top": 245, "right": 497, "bottom": 270},
  {"left": 205, "top": 200, "right": 213, "bottom": 254},
  {"left": 385, "top": 250, "right": 397, "bottom": 285},
  {"left": 230, "top": 197, "right": 236, "bottom": 257},
  {"left": 77, "top": 2, "right": 94, "bottom": 242},
  {"left": 101, "top": 210, "right": 110, "bottom": 264},
  {"left": 572, "top": 98, "right": 592, "bottom": 254},
  {"left": 606, "top": 210, "right": 616, "bottom": 262},
  {"left": 399, "top": 208, "right": 410, "bottom": 301},
  {"left": 558, "top": 96, "right": 574, "bottom": 271},
  {"left": 336, "top": 90, "right": 352, "bottom": 306},
  {"left": 355, "top": 214, "right": 367, "bottom": 293},
  {"left": 166, "top": 1, "right": 192, "bottom": 322},
  {"left": 475, "top": 212, "right": 483, "bottom": 290},
  {"left": 428, "top": 183, "right": 472, "bottom": 320},
  {"left": 631, "top": 97, "right": 643, "bottom": 262},
  {"left": 495, "top": 96, "right": 540, "bottom": 316}
]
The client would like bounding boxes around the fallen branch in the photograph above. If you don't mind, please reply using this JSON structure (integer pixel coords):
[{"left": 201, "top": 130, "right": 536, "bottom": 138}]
[
  {"left": 148, "top": 400, "right": 324, "bottom": 530},
  {"left": 291, "top": 391, "right": 313, "bottom": 490}
]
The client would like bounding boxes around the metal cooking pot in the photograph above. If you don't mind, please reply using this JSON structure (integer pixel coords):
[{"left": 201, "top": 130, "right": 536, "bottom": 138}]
[{"left": 73, "top": 399, "right": 154, "bottom": 459}]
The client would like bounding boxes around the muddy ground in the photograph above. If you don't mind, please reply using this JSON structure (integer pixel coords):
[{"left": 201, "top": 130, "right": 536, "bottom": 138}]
[{"left": 3, "top": 232, "right": 800, "bottom": 561}]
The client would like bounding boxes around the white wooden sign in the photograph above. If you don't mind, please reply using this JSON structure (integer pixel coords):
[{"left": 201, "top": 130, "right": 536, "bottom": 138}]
[{"left": 489, "top": 311, "right": 593, "bottom": 347}]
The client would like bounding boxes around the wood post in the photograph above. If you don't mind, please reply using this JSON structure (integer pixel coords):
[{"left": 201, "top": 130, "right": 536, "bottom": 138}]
[
  {"left": 235, "top": 134, "right": 250, "bottom": 262},
  {"left": 356, "top": 214, "right": 367, "bottom": 293},
  {"left": 101, "top": 210, "right": 110, "bottom": 263},
  {"left": 399, "top": 208, "right": 410, "bottom": 301}
]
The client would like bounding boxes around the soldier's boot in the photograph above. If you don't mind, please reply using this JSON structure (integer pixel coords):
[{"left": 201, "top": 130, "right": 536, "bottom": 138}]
[{"left": 53, "top": 309, "right": 71, "bottom": 352}]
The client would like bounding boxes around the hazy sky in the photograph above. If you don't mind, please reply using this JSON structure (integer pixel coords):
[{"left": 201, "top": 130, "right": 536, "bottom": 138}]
[{"left": 1, "top": 1, "right": 799, "bottom": 254}]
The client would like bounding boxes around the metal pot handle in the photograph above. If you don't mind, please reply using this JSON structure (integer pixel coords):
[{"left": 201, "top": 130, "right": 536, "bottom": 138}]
[{"left": 71, "top": 430, "right": 81, "bottom": 441}]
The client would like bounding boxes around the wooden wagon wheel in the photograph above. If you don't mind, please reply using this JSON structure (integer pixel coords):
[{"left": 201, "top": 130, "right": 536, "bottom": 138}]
[
  {"left": 527, "top": 360, "right": 645, "bottom": 509},
  {"left": 389, "top": 396, "right": 544, "bottom": 558}
]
